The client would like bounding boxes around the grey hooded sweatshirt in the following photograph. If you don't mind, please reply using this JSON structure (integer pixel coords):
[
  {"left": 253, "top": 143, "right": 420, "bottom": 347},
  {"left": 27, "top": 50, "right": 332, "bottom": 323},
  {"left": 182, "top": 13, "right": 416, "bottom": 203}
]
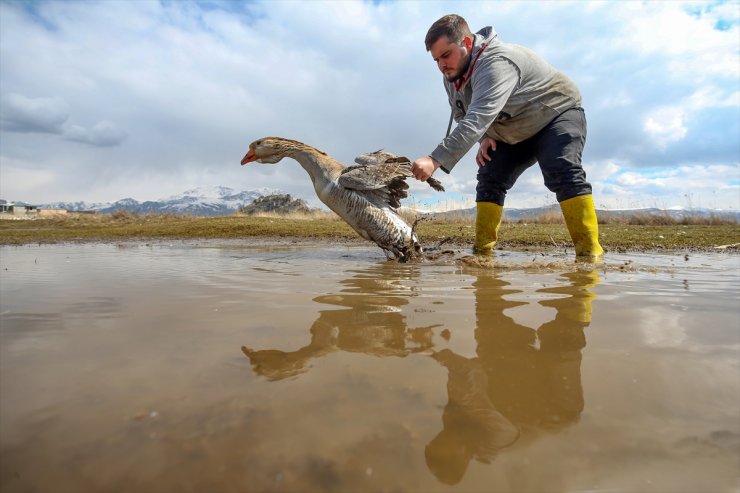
[{"left": 430, "top": 27, "right": 582, "bottom": 173}]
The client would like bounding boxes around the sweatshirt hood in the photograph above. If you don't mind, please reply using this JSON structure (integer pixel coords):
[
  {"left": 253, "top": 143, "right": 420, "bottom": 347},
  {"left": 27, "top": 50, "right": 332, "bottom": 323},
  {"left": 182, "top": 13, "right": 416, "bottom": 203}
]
[
  {"left": 476, "top": 26, "right": 497, "bottom": 42},
  {"left": 452, "top": 26, "right": 498, "bottom": 91}
]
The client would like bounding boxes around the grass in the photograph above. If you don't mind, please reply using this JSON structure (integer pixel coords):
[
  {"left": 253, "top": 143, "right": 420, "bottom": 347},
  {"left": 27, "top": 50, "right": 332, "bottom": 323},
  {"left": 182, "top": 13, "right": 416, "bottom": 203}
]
[
  {"left": 601, "top": 211, "right": 738, "bottom": 226},
  {"left": 1, "top": 210, "right": 738, "bottom": 252},
  {"left": 438, "top": 208, "right": 739, "bottom": 226},
  {"left": 0, "top": 211, "right": 355, "bottom": 244}
]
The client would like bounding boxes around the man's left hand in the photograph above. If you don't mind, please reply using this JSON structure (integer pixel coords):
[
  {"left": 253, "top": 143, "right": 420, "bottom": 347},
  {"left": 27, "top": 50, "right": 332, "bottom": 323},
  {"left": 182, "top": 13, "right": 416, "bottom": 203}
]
[{"left": 411, "top": 156, "right": 441, "bottom": 181}]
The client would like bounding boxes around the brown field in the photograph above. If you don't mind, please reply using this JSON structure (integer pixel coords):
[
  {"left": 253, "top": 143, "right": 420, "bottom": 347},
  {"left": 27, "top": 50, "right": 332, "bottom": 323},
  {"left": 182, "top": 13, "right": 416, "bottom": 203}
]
[{"left": 1, "top": 210, "right": 738, "bottom": 252}]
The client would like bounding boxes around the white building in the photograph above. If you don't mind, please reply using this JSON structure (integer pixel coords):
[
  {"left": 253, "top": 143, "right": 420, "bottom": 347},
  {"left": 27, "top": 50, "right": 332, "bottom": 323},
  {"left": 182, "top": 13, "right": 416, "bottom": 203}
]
[{"left": 0, "top": 200, "right": 39, "bottom": 217}]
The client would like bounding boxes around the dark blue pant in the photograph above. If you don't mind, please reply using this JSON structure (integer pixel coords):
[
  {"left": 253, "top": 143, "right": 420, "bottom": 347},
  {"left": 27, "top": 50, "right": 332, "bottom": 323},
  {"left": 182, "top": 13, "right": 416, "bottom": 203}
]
[{"left": 476, "top": 108, "right": 592, "bottom": 205}]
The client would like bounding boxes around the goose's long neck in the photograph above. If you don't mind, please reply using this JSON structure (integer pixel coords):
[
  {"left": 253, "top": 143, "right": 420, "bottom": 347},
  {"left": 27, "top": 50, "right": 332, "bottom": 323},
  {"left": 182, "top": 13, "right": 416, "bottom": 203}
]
[{"left": 288, "top": 149, "right": 343, "bottom": 185}]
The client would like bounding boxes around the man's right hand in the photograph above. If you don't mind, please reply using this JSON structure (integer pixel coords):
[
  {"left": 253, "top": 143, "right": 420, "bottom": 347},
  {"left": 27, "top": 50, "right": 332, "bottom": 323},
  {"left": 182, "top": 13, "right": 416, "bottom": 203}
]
[
  {"left": 476, "top": 137, "right": 497, "bottom": 167},
  {"left": 411, "top": 155, "right": 441, "bottom": 182}
]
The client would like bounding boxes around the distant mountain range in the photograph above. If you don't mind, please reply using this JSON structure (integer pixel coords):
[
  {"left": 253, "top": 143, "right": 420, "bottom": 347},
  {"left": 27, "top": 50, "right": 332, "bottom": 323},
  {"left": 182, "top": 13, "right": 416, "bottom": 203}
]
[
  {"left": 27, "top": 187, "right": 739, "bottom": 219},
  {"left": 434, "top": 204, "right": 740, "bottom": 221},
  {"left": 39, "top": 186, "right": 285, "bottom": 216}
]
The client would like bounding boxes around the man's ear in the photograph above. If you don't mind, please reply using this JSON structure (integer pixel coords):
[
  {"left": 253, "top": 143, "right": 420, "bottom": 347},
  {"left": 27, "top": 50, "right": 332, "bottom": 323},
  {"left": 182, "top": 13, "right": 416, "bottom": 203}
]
[{"left": 464, "top": 35, "right": 473, "bottom": 50}]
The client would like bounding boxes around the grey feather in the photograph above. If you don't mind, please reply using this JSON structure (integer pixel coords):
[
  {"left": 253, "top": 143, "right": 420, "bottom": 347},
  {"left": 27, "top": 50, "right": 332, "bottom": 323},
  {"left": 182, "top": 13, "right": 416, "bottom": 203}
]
[{"left": 354, "top": 150, "right": 445, "bottom": 192}]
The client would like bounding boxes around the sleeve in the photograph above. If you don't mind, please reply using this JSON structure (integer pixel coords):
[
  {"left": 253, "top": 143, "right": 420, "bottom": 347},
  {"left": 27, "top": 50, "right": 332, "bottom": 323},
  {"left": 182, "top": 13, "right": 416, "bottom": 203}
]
[
  {"left": 431, "top": 57, "right": 520, "bottom": 173},
  {"left": 444, "top": 83, "right": 465, "bottom": 122}
]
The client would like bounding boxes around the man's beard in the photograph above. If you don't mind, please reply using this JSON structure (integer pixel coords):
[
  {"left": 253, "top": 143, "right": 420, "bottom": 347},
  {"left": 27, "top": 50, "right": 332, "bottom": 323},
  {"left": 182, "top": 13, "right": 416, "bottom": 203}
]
[
  {"left": 445, "top": 54, "right": 472, "bottom": 83},
  {"left": 445, "top": 71, "right": 463, "bottom": 83}
]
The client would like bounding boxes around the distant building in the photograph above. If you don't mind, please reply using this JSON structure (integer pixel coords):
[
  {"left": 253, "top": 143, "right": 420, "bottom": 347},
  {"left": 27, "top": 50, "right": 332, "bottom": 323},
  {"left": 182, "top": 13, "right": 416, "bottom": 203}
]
[
  {"left": 39, "top": 208, "right": 68, "bottom": 217},
  {"left": 0, "top": 201, "right": 39, "bottom": 217}
]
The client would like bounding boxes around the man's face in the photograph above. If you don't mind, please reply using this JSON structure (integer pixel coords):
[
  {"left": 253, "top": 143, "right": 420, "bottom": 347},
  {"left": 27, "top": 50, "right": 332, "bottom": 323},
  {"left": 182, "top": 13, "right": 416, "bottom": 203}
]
[{"left": 429, "top": 35, "right": 471, "bottom": 82}]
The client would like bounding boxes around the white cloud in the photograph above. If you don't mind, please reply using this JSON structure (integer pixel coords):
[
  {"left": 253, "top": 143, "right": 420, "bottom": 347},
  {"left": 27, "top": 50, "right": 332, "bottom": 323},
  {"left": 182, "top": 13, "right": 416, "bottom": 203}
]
[
  {"left": 642, "top": 84, "right": 739, "bottom": 150},
  {"left": 62, "top": 120, "right": 127, "bottom": 147},
  {"left": 0, "top": 93, "right": 70, "bottom": 133},
  {"left": 643, "top": 107, "right": 688, "bottom": 148},
  {"left": 614, "top": 1, "right": 740, "bottom": 80},
  {"left": 0, "top": 0, "right": 737, "bottom": 212},
  {"left": 686, "top": 86, "right": 740, "bottom": 111},
  {"left": 0, "top": 93, "right": 127, "bottom": 147},
  {"left": 614, "top": 172, "right": 652, "bottom": 188},
  {"left": 0, "top": 156, "right": 57, "bottom": 201},
  {"left": 597, "top": 163, "right": 740, "bottom": 210}
]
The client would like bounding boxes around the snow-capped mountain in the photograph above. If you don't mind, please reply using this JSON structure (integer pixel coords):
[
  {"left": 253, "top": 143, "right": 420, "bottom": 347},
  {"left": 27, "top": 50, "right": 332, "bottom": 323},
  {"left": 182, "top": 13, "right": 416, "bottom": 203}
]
[
  {"left": 40, "top": 186, "right": 285, "bottom": 216},
  {"left": 33, "top": 189, "right": 740, "bottom": 220}
]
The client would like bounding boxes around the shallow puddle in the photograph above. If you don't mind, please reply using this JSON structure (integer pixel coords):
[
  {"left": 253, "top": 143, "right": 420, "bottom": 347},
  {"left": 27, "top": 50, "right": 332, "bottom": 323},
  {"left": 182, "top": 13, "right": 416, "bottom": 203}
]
[{"left": 1, "top": 242, "right": 738, "bottom": 492}]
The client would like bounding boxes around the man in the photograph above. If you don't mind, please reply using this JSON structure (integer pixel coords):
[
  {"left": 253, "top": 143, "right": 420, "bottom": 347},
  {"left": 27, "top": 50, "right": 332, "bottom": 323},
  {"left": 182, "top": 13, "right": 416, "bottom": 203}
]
[{"left": 411, "top": 14, "right": 604, "bottom": 257}]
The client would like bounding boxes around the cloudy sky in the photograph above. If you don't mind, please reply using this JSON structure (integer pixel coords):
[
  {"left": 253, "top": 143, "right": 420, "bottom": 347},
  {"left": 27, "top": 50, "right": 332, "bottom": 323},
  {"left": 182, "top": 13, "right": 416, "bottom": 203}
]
[{"left": 1, "top": 0, "right": 738, "bottom": 211}]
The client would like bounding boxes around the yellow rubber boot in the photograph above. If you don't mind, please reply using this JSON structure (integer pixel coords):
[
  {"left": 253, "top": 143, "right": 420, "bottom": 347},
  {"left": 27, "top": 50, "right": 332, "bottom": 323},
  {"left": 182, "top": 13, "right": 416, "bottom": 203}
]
[
  {"left": 559, "top": 195, "right": 604, "bottom": 258},
  {"left": 474, "top": 202, "right": 503, "bottom": 254}
]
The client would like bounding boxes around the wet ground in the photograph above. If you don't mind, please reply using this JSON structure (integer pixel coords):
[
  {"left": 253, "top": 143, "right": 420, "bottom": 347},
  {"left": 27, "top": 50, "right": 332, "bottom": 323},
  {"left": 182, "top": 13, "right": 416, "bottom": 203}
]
[{"left": 1, "top": 241, "right": 738, "bottom": 493}]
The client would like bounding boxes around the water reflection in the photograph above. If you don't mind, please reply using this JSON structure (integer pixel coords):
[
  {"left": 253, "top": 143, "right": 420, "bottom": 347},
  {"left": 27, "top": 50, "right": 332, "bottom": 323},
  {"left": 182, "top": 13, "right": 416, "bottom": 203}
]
[
  {"left": 241, "top": 263, "right": 600, "bottom": 485},
  {"left": 242, "top": 262, "right": 438, "bottom": 380},
  {"left": 426, "top": 269, "right": 599, "bottom": 484}
]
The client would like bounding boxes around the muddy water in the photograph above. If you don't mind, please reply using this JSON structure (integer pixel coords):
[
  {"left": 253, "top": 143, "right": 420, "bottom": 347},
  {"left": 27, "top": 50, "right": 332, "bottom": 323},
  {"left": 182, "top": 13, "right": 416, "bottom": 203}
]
[{"left": 0, "top": 242, "right": 738, "bottom": 493}]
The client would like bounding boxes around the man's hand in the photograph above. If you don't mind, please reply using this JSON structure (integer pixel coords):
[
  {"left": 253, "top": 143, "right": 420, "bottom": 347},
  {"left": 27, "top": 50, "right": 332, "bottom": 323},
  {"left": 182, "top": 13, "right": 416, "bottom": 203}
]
[
  {"left": 411, "top": 155, "right": 441, "bottom": 182},
  {"left": 476, "top": 137, "right": 497, "bottom": 167}
]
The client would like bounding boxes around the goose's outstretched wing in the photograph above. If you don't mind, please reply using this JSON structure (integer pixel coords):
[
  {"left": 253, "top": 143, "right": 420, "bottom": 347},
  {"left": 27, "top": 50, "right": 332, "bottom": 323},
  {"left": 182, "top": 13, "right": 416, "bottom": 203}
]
[
  {"left": 338, "top": 162, "right": 411, "bottom": 209},
  {"left": 354, "top": 150, "right": 445, "bottom": 193},
  {"left": 354, "top": 149, "right": 402, "bottom": 166}
]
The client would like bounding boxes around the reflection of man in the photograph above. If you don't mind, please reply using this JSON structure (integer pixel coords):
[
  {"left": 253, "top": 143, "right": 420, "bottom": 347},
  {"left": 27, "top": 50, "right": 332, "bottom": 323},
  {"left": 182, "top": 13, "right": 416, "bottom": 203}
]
[{"left": 426, "top": 269, "right": 599, "bottom": 484}]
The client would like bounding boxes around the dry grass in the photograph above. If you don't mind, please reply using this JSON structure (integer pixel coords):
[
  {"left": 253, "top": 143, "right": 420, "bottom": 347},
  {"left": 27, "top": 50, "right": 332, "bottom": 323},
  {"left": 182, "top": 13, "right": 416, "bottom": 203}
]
[
  {"left": 426, "top": 208, "right": 738, "bottom": 226},
  {"left": 515, "top": 209, "right": 737, "bottom": 226},
  {"left": 0, "top": 211, "right": 357, "bottom": 245},
  {"left": 234, "top": 209, "right": 338, "bottom": 221},
  {"left": 1, "top": 209, "right": 738, "bottom": 252},
  {"left": 601, "top": 211, "right": 737, "bottom": 226},
  {"left": 513, "top": 208, "right": 564, "bottom": 224}
]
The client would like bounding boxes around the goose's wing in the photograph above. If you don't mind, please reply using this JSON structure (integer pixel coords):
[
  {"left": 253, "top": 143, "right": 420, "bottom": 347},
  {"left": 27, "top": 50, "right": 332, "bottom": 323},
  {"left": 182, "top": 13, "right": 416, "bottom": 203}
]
[
  {"left": 353, "top": 151, "right": 445, "bottom": 193},
  {"left": 388, "top": 157, "right": 446, "bottom": 193},
  {"left": 338, "top": 162, "right": 410, "bottom": 209},
  {"left": 354, "top": 149, "right": 400, "bottom": 166}
]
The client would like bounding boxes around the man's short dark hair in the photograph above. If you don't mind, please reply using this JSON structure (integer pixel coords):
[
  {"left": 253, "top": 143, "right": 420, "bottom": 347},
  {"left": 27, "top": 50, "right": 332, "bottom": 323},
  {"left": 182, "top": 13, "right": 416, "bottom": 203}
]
[{"left": 425, "top": 14, "right": 472, "bottom": 51}]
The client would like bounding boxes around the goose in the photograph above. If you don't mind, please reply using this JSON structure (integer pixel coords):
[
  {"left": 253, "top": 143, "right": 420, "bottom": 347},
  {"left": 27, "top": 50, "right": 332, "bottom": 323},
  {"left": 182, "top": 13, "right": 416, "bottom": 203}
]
[{"left": 240, "top": 137, "right": 444, "bottom": 261}]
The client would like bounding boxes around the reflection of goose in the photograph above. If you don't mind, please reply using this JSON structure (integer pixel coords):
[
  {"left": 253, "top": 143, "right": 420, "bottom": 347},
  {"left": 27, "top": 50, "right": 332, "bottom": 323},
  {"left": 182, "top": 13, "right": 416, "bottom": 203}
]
[
  {"left": 241, "top": 137, "right": 444, "bottom": 261},
  {"left": 242, "top": 263, "right": 438, "bottom": 380}
]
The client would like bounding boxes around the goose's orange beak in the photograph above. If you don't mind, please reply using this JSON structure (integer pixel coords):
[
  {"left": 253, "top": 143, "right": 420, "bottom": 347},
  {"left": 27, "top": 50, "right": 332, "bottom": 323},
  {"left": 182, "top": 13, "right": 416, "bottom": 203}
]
[{"left": 241, "top": 148, "right": 257, "bottom": 165}]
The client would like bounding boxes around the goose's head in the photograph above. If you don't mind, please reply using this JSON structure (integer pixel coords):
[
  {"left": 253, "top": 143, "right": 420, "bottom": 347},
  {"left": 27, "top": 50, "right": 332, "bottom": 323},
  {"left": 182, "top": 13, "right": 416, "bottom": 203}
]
[{"left": 241, "top": 137, "right": 307, "bottom": 165}]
